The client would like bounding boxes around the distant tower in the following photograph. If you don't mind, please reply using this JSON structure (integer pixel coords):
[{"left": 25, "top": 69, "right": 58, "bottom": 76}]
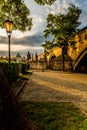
[
  {"left": 35, "top": 52, "right": 38, "bottom": 61},
  {"left": 32, "top": 54, "right": 33, "bottom": 62},
  {"left": 15, "top": 52, "right": 22, "bottom": 62},
  {"left": 27, "top": 51, "right": 31, "bottom": 62}
]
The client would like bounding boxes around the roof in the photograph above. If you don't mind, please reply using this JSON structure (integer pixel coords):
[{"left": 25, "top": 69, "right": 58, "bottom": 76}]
[{"left": 16, "top": 52, "right": 21, "bottom": 58}]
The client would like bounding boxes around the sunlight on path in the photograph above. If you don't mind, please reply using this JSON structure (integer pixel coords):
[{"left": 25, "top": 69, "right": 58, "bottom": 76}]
[
  {"left": 32, "top": 78, "right": 87, "bottom": 101},
  {"left": 19, "top": 71, "right": 87, "bottom": 113}
]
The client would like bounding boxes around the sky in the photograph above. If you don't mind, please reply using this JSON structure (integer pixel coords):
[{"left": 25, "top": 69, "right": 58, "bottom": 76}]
[{"left": 0, "top": 0, "right": 87, "bottom": 57}]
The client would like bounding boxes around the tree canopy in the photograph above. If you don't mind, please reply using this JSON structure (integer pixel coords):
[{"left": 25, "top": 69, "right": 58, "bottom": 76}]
[
  {"left": 0, "top": 0, "right": 32, "bottom": 32},
  {"left": 0, "top": 0, "right": 57, "bottom": 32},
  {"left": 44, "top": 4, "right": 81, "bottom": 50},
  {"left": 34, "top": 0, "right": 56, "bottom": 5},
  {"left": 43, "top": 4, "right": 81, "bottom": 70}
]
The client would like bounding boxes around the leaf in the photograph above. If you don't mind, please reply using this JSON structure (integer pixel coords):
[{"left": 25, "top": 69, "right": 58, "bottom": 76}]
[
  {"left": 44, "top": 4, "right": 81, "bottom": 50},
  {"left": 0, "top": 0, "right": 32, "bottom": 32},
  {"left": 34, "top": 0, "right": 56, "bottom": 5}
]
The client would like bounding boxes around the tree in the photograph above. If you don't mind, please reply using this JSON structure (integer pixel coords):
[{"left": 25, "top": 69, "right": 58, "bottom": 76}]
[
  {"left": 42, "top": 41, "right": 56, "bottom": 69},
  {"left": 42, "top": 41, "right": 54, "bottom": 50},
  {"left": 34, "top": 0, "right": 56, "bottom": 5},
  {"left": 27, "top": 51, "right": 31, "bottom": 61},
  {"left": 0, "top": 0, "right": 32, "bottom": 32},
  {"left": 41, "top": 42, "right": 49, "bottom": 68},
  {"left": 44, "top": 4, "right": 81, "bottom": 71}
]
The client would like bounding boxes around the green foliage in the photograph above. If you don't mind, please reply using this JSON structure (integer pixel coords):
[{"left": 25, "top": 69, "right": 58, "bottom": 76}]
[
  {"left": 44, "top": 4, "right": 81, "bottom": 70},
  {"left": 44, "top": 4, "right": 81, "bottom": 49},
  {"left": 0, "top": 61, "right": 19, "bottom": 81},
  {"left": 19, "top": 73, "right": 29, "bottom": 80},
  {"left": 34, "top": 0, "right": 56, "bottom": 5},
  {"left": 20, "top": 62, "right": 27, "bottom": 74},
  {"left": 21, "top": 101, "right": 87, "bottom": 130},
  {"left": 0, "top": 60, "right": 8, "bottom": 77},
  {"left": 0, "top": 0, "right": 32, "bottom": 32},
  {"left": 41, "top": 40, "right": 59, "bottom": 57},
  {"left": 0, "top": 61, "right": 28, "bottom": 81},
  {"left": 42, "top": 41, "right": 54, "bottom": 50},
  {"left": 11, "top": 62, "right": 19, "bottom": 81}
]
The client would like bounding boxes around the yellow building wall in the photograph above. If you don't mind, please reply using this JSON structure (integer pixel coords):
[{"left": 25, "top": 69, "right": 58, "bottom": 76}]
[
  {"left": 47, "top": 47, "right": 62, "bottom": 61},
  {"left": 38, "top": 27, "right": 87, "bottom": 63},
  {"left": 68, "top": 27, "right": 87, "bottom": 61}
]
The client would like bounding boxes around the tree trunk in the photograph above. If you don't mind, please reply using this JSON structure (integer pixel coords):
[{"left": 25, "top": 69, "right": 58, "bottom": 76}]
[
  {"left": 62, "top": 47, "right": 65, "bottom": 71},
  {"left": 44, "top": 47, "right": 48, "bottom": 69}
]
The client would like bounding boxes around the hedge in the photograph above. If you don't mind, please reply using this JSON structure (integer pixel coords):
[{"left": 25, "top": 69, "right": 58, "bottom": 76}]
[
  {"left": 20, "top": 62, "right": 27, "bottom": 74},
  {"left": 0, "top": 61, "right": 19, "bottom": 81}
]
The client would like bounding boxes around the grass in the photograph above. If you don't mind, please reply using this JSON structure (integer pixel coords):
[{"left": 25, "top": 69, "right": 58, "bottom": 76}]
[
  {"left": 20, "top": 101, "right": 87, "bottom": 130},
  {"left": 19, "top": 71, "right": 32, "bottom": 80}
]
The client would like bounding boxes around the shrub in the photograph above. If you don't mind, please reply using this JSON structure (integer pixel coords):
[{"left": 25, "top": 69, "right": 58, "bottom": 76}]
[
  {"left": 20, "top": 63, "right": 27, "bottom": 74},
  {"left": 10, "top": 62, "right": 19, "bottom": 81},
  {"left": 0, "top": 61, "right": 19, "bottom": 81}
]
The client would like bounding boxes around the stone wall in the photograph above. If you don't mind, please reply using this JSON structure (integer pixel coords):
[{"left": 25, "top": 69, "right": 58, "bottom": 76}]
[
  {"left": 30, "top": 61, "right": 47, "bottom": 70},
  {"left": 49, "top": 60, "right": 72, "bottom": 71}
]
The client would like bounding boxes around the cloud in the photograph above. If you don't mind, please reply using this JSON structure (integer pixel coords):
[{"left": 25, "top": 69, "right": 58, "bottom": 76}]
[
  {"left": 0, "top": 0, "right": 87, "bottom": 57},
  {"left": 31, "top": 14, "right": 46, "bottom": 33},
  {"left": 79, "top": 13, "right": 87, "bottom": 28},
  {"left": 32, "top": 15, "right": 44, "bottom": 23},
  {"left": 0, "top": 44, "right": 28, "bottom": 51},
  {"left": 78, "top": 1, "right": 87, "bottom": 28},
  {"left": 13, "top": 32, "right": 45, "bottom": 46},
  {"left": 45, "top": 0, "right": 78, "bottom": 15},
  {"left": 0, "top": 36, "right": 7, "bottom": 43},
  {"left": 0, "top": 44, "right": 43, "bottom": 52},
  {"left": 0, "top": 32, "right": 45, "bottom": 47},
  {"left": 44, "top": 0, "right": 87, "bottom": 29},
  {"left": 0, "top": 43, "right": 43, "bottom": 56}
]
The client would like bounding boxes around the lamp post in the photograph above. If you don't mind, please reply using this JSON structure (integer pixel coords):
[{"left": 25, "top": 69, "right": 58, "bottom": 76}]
[{"left": 4, "top": 20, "right": 13, "bottom": 84}]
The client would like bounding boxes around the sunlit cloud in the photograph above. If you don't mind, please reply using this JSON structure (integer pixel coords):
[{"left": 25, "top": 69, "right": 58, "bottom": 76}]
[
  {"left": 0, "top": 44, "right": 29, "bottom": 51},
  {"left": 45, "top": 0, "right": 79, "bottom": 15},
  {"left": 0, "top": 44, "right": 43, "bottom": 52},
  {"left": 0, "top": 0, "right": 87, "bottom": 56},
  {"left": 0, "top": 29, "right": 7, "bottom": 37},
  {"left": 78, "top": 1, "right": 87, "bottom": 28},
  {"left": 32, "top": 15, "right": 44, "bottom": 23}
]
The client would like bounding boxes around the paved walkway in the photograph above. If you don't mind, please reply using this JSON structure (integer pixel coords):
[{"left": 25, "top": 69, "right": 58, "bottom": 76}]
[{"left": 19, "top": 70, "right": 87, "bottom": 114}]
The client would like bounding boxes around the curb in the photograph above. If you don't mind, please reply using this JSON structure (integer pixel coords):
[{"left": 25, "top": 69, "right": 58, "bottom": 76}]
[
  {"left": 15, "top": 81, "right": 26, "bottom": 97},
  {"left": 15, "top": 71, "right": 33, "bottom": 97}
]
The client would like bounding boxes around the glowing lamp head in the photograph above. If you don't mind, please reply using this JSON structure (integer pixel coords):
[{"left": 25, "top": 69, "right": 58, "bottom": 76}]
[{"left": 4, "top": 20, "right": 13, "bottom": 34}]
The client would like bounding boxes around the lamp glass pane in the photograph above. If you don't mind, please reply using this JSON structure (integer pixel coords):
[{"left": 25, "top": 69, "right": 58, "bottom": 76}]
[{"left": 4, "top": 21, "right": 13, "bottom": 32}]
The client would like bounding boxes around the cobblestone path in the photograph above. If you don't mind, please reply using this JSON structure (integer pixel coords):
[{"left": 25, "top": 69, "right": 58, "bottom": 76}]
[{"left": 19, "top": 70, "right": 87, "bottom": 113}]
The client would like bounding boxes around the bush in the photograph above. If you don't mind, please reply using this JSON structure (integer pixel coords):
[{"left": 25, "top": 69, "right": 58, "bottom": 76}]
[
  {"left": 10, "top": 62, "right": 19, "bottom": 81},
  {"left": 20, "top": 63, "right": 27, "bottom": 74},
  {"left": 0, "top": 61, "right": 8, "bottom": 78},
  {"left": 0, "top": 61, "right": 19, "bottom": 81}
]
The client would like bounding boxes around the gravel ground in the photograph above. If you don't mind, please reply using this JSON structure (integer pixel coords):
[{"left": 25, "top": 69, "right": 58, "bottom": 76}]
[{"left": 19, "top": 70, "right": 87, "bottom": 114}]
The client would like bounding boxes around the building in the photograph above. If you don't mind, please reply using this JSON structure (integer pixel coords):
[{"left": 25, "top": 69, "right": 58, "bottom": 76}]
[{"left": 15, "top": 52, "right": 22, "bottom": 62}]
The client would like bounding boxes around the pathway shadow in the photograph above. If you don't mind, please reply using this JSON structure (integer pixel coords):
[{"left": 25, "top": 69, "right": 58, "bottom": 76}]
[{"left": 19, "top": 78, "right": 86, "bottom": 103}]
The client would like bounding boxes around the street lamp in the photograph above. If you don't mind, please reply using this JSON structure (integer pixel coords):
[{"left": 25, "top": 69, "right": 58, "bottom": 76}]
[{"left": 4, "top": 20, "right": 13, "bottom": 83}]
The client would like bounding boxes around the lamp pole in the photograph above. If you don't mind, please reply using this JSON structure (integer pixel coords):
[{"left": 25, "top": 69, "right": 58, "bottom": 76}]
[
  {"left": 4, "top": 20, "right": 13, "bottom": 84},
  {"left": 8, "top": 34, "right": 11, "bottom": 83}
]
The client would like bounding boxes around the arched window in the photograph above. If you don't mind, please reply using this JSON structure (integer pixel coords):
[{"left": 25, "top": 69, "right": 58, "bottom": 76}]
[
  {"left": 85, "top": 34, "right": 87, "bottom": 40},
  {"left": 50, "top": 55, "right": 56, "bottom": 61}
]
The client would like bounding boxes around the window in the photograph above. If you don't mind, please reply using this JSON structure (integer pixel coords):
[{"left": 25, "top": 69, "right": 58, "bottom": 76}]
[{"left": 85, "top": 34, "right": 87, "bottom": 39}]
